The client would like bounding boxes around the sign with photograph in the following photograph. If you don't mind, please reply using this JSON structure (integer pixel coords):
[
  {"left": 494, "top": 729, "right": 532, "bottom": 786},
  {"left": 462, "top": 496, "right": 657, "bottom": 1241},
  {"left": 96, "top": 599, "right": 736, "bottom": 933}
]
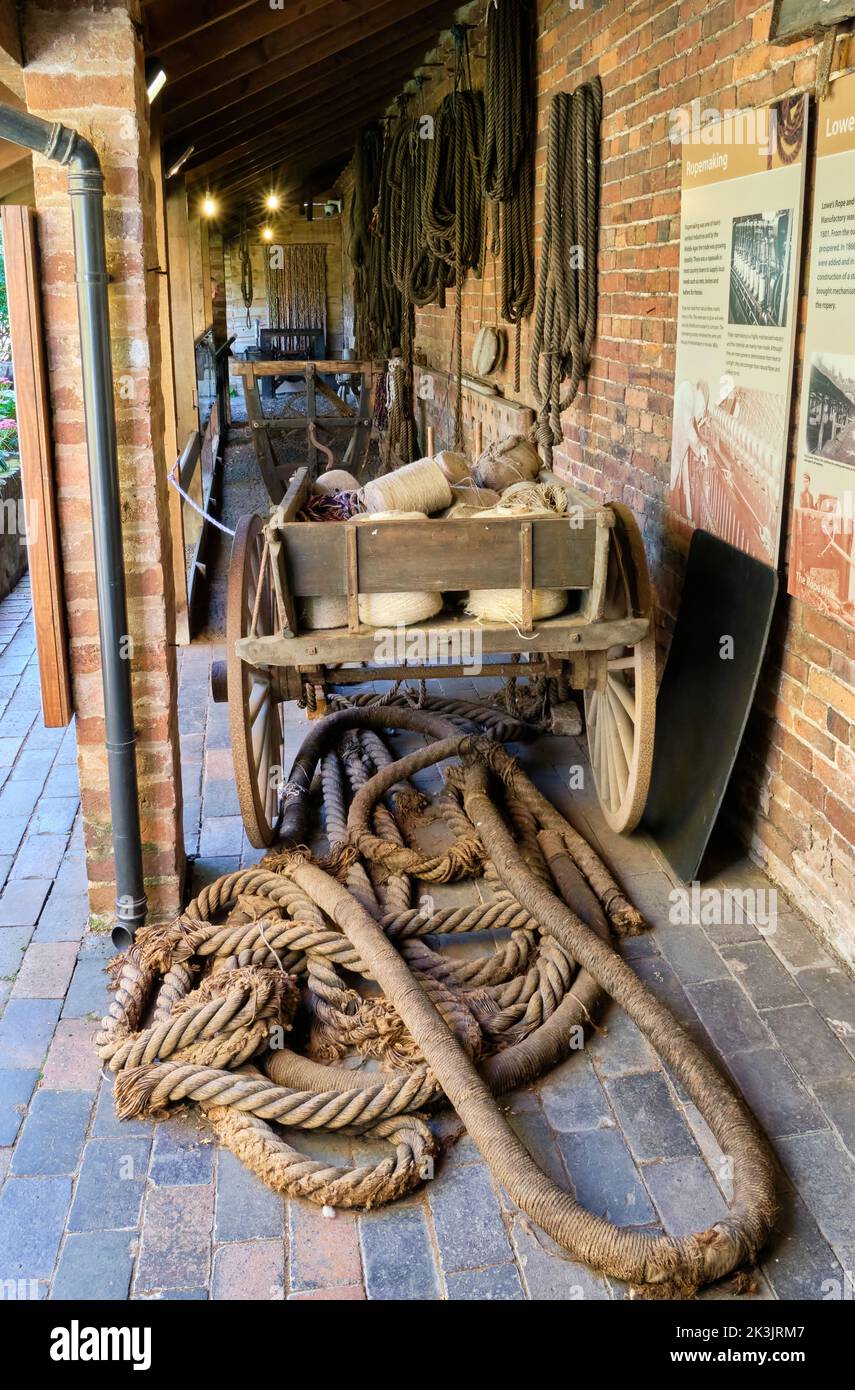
[
  {"left": 669, "top": 96, "right": 809, "bottom": 566},
  {"left": 788, "top": 72, "right": 855, "bottom": 630}
]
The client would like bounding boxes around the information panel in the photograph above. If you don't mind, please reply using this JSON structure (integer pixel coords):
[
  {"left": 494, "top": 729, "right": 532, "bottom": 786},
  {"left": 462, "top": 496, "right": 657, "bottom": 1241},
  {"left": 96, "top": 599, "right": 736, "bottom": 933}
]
[
  {"left": 788, "top": 73, "right": 855, "bottom": 629},
  {"left": 669, "top": 97, "right": 808, "bottom": 566}
]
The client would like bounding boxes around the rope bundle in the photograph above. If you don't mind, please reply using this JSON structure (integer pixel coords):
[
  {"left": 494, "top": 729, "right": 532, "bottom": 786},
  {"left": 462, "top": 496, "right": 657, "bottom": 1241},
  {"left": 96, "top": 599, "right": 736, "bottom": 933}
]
[
  {"left": 423, "top": 70, "right": 486, "bottom": 449},
  {"left": 530, "top": 77, "right": 603, "bottom": 463},
  {"left": 97, "top": 702, "right": 777, "bottom": 1297},
  {"left": 350, "top": 124, "right": 401, "bottom": 359},
  {"left": 266, "top": 244, "right": 327, "bottom": 335},
  {"left": 482, "top": 0, "right": 536, "bottom": 389}
]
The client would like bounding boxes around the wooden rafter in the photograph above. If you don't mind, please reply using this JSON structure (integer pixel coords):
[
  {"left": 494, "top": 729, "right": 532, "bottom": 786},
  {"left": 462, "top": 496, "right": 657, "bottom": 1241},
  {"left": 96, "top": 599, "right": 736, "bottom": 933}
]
[
  {"left": 163, "top": 0, "right": 449, "bottom": 119},
  {"left": 171, "top": 8, "right": 453, "bottom": 148}
]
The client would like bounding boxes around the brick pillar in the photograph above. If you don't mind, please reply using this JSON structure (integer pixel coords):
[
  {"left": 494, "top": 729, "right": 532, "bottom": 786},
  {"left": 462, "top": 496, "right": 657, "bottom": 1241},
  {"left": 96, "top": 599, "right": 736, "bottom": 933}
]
[{"left": 22, "top": 0, "right": 184, "bottom": 922}]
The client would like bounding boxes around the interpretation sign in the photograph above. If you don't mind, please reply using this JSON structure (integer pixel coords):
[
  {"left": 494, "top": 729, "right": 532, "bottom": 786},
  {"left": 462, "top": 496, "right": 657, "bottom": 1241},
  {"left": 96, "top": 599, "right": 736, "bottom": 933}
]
[
  {"left": 669, "top": 97, "right": 808, "bottom": 566},
  {"left": 788, "top": 72, "right": 855, "bottom": 629}
]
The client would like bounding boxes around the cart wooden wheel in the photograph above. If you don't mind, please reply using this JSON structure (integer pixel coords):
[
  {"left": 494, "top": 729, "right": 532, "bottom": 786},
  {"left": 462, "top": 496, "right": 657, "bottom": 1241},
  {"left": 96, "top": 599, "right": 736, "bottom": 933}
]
[
  {"left": 583, "top": 504, "right": 656, "bottom": 834},
  {"left": 227, "top": 513, "right": 284, "bottom": 848}
]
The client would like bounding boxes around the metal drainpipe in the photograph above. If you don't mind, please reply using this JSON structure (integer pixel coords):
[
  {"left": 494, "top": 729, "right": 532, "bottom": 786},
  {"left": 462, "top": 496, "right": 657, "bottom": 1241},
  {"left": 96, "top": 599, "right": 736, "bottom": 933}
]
[{"left": 0, "top": 105, "right": 147, "bottom": 948}]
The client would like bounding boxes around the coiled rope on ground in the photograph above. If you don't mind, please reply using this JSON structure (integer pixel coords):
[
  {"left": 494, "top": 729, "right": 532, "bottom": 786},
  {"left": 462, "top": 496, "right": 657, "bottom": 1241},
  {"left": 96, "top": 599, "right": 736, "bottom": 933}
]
[
  {"left": 530, "top": 77, "right": 602, "bottom": 462},
  {"left": 96, "top": 701, "right": 776, "bottom": 1298}
]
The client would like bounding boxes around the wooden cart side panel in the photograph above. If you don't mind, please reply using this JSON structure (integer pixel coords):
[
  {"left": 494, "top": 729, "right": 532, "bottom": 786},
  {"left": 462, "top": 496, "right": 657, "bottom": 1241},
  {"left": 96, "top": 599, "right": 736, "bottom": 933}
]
[
  {"left": 277, "top": 514, "right": 598, "bottom": 597},
  {"left": 1, "top": 205, "right": 73, "bottom": 727}
]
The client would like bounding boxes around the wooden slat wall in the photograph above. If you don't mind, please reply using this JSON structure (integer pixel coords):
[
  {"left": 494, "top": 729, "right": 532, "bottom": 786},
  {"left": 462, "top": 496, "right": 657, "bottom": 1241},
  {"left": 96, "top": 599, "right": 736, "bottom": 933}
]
[{"left": 1, "top": 205, "right": 72, "bottom": 726}]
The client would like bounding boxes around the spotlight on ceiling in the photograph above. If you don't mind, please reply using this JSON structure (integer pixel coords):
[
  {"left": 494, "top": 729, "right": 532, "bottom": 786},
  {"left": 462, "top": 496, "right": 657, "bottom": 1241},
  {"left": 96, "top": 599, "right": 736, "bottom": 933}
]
[
  {"left": 264, "top": 192, "right": 280, "bottom": 211},
  {"left": 261, "top": 226, "right": 273, "bottom": 242},
  {"left": 145, "top": 57, "right": 167, "bottom": 104},
  {"left": 202, "top": 194, "right": 217, "bottom": 218},
  {"left": 165, "top": 145, "right": 194, "bottom": 179}
]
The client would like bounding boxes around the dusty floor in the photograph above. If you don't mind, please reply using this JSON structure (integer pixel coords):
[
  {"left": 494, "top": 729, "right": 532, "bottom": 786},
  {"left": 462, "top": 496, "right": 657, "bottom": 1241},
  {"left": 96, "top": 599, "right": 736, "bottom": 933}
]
[{"left": 0, "top": 560, "right": 853, "bottom": 1298}]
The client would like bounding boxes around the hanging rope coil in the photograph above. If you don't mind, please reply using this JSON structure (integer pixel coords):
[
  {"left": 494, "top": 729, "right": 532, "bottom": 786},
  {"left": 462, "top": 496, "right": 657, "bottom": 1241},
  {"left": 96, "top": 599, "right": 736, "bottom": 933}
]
[
  {"left": 423, "top": 32, "right": 485, "bottom": 450},
  {"left": 97, "top": 698, "right": 777, "bottom": 1296},
  {"left": 238, "top": 208, "right": 254, "bottom": 332},
  {"left": 350, "top": 124, "right": 402, "bottom": 358},
  {"left": 482, "top": 0, "right": 535, "bottom": 390},
  {"left": 530, "top": 77, "right": 602, "bottom": 463}
]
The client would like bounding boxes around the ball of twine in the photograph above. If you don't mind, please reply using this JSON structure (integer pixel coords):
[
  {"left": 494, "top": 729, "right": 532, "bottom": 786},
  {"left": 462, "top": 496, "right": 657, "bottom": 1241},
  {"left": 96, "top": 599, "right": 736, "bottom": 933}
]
[
  {"left": 466, "top": 589, "right": 567, "bottom": 625},
  {"left": 362, "top": 457, "right": 453, "bottom": 515},
  {"left": 433, "top": 450, "right": 471, "bottom": 484},
  {"left": 312, "top": 469, "right": 361, "bottom": 495},
  {"left": 472, "top": 435, "right": 541, "bottom": 493}
]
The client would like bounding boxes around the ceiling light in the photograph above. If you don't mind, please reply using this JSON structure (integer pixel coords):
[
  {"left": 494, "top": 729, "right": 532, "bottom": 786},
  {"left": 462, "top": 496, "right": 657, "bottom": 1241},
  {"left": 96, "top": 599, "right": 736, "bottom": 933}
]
[
  {"left": 145, "top": 57, "right": 167, "bottom": 103},
  {"left": 265, "top": 193, "right": 280, "bottom": 211},
  {"left": 202, "top": 194, "right": 217, "bottom": 218},
  {"left": 261, "top": 226, "right": 273, "bottom": 241},
  {"left": 165, "top": 144, "right": 194, "bottom": 179}
]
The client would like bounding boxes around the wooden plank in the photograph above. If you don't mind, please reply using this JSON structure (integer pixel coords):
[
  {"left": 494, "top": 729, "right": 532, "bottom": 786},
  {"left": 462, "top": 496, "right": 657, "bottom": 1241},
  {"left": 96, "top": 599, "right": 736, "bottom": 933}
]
[
  {"left": 164, "top": 0, "right": 448, "bottom": 116},
  {"left": 0, "top": 1, "right": 24, "bottom": 99},
  {"left": 278, "top": 515, "right": 598, "bottom": 597},
  {"left": 0, "top": 206, "right": 72, "bottom": 726},
  {"left": 177, "top": 431, "right": 202, "bottom": 492},
  {"left": 275, "top": 468, "right": 310, "bottom": 524},
  {"left": 305, "top": 366, "right": 318, "bottom": 476},
  {"left": 237, "top": 614, "right": 650, "bottom": 666},
  {"left": 241, "top": 370, "right": 283, "bottom": 503},
  {"left": 345, "top": 524, "right": 360, "bottom": 633},
  {"left": 520, "top": 522, "right": 533, "bottom": 636},
  {"left": 770, "top": 0, "right": 854, "bottom": 41},
  {"left": 144, "top": 0, "right": 258, "bottom": 53},
  {"left": 231, "top": 358, "right": 382, "bottom": 376},
  {"left": 166, "top": 0, "right": 456, "bottom": 137}
]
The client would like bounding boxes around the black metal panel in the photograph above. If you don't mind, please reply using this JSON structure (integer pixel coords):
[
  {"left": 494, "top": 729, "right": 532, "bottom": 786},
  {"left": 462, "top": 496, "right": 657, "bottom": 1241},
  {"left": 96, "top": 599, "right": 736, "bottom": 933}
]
[{"left": 642, "top": 529, "right": 778, "bottom": 882}]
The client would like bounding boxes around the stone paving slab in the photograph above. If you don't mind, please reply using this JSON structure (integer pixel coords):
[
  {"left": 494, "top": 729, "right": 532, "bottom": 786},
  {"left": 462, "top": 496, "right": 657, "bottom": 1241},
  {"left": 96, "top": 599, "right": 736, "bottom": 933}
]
[{"left": 0, "top": 580, "right": 852, "bottom": 1301}]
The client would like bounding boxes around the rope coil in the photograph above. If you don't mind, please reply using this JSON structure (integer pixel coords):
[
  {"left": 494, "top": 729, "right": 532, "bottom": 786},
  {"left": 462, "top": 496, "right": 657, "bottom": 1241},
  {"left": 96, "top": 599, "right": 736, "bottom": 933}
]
[{"left": 96, "top": 700, "right": 776, "bottom": 1297}]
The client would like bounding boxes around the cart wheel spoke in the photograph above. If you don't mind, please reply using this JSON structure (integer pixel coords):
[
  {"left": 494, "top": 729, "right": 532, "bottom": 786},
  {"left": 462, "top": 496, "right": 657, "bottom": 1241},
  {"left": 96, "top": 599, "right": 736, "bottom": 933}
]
[
  {"left": 583, "top": 505, "right": 656, "bottom": 834},
  {"left": 227, "top": 514, "right": 284, "bottom": 848}
]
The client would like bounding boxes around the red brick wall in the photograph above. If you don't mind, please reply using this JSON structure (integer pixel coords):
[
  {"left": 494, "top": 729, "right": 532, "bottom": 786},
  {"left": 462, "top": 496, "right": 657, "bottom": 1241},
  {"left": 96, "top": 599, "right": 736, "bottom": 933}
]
[
  {"left": 23, "top": 0, "right": 184, "bottom": 922},
  {"left": 407, "top": 1, "right": 855, "bottom": 964}
]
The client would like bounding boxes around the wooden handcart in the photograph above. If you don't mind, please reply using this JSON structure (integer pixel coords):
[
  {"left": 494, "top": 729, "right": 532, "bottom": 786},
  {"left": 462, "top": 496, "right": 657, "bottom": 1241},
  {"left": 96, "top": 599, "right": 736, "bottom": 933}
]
[
  {"left": 231, "top": 357, "right": 383, "bottom": 501},
  {"left": 213, "top": 467, "right": 656, "bottom": 847}
]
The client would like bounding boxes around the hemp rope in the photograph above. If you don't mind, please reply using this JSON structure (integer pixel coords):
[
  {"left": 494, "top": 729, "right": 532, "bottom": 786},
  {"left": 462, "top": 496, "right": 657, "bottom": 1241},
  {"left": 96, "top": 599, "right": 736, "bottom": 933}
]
[
  {"left": 530, "top": 78, "right": 602, "bottom": 465},
  {"left": 96, "top": 702, "right": 776, "bottom": 1296},
  {"left": 482, "top": 0, "right": 536, "bottom": 391}
]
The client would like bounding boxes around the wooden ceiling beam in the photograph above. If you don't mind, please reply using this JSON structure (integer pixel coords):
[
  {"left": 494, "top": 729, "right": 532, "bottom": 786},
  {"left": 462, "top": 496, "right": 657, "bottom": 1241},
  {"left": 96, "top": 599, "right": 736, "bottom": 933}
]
[
  {"left": 184, "top": 51, "right": 429, "bottom": 166},
  {"left": 164, "top": 0, "right": 449, "bottom": 117},
  {"left": 144, "top": 0, "right": 258, "bottom": 54},
  {"left": 0, "top": 0, "right": 24, "bottom": 100},
  {"left": 170, "top": 10, "right": 451, "bottom": 148},
  {"left": 153, "top": 0, "right": 340, "bottom": 82},
  {"left": 188, "top": 89, "right": 380, "bottom": 183},
  {"left": 209, "top": 118, "right": 361, "bottom": 194}
]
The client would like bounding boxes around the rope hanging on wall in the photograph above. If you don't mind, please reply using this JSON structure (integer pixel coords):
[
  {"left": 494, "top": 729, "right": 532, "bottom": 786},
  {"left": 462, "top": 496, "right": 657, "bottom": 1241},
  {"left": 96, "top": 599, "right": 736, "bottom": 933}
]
[
  {"left": 349, "top": 124, "right": 401, "bottom": 358},
  {"left": 530, "top": 77, "right": 602, "bottom": 464},
  {"left": 482, "top": 0, "right": 535, "bottom": 391},
  {"left": 238, "top": 208, "right": 253, "bottom": 331},
  {"left": 423, "top": 28, "right": 485, "bottom": 449},
  {"left": 265, "top": 244, "right": 327, "bottom": 335}
]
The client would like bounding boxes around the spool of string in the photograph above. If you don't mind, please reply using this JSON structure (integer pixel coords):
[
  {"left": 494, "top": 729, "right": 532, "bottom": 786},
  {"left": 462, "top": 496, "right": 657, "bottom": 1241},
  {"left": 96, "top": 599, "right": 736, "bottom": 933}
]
[{"left": 361, "top": 457, "right": 453, "bottom": 515}]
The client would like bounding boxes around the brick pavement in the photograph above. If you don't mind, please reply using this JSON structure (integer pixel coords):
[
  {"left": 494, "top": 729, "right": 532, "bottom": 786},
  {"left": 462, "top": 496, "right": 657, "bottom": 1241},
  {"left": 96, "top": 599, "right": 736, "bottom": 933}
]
[{"left": 0, "top": 578, "right": 853, "bottom": 1300}]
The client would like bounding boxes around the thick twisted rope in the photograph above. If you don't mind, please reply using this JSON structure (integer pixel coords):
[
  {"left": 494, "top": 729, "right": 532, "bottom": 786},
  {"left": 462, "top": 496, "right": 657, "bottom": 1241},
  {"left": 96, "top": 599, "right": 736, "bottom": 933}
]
[
  {"left": 483, "top": 0, "right": 535, "bottom": 390},
  {"left": 530, "top": 77, "right": 602, "bottom": 463},
  {"left": 96, "top": 701, "right": 776, "bottom": 1295}
]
